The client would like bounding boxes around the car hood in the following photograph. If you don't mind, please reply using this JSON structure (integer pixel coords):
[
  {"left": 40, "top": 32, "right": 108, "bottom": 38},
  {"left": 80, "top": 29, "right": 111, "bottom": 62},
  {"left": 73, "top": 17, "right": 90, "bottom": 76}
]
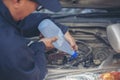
[{"left": 60, "top": 0, "right": 120, "bottom": 8}]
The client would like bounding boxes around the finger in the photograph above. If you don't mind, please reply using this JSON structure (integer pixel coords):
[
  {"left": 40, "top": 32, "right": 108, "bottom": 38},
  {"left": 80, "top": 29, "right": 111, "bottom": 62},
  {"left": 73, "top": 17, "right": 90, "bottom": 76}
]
[
  {"left": 46, "top": 45, "right": 54, "bottom": 50},
  {"left": 71, "top": 44, "right": 78, "bottom": 51},
  {"left": 75, "top": 45, "right": 78, "bottom": 51}
]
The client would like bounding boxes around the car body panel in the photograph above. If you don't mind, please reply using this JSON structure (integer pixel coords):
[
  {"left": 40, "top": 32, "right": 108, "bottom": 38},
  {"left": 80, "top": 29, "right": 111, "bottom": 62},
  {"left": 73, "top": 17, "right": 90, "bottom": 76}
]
[{"left": 60, "top": 0, "right": 120, "bottom": 8}]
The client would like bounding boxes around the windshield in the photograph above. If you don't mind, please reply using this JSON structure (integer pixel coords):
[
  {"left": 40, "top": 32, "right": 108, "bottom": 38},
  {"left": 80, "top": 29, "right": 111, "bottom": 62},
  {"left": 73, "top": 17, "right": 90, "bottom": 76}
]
[{"left": 38, "top": 8, "right": 108, "bottom": 15}]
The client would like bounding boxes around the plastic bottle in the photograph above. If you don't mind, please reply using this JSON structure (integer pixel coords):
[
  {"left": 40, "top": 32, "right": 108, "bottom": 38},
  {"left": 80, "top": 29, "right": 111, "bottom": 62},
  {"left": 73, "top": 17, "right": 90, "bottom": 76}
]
[{"left": 38, "top": 19, "right": 77, "bottom": 58}]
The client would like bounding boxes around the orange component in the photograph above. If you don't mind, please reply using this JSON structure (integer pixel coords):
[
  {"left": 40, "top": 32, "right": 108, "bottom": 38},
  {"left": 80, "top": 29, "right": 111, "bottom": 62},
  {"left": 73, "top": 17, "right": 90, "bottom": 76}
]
[
  {"left": 100, "top": 73, "right": 115, "bottom": 80},
  {"left": 100, "top": 72, "right": 120, "bottom": 80}
]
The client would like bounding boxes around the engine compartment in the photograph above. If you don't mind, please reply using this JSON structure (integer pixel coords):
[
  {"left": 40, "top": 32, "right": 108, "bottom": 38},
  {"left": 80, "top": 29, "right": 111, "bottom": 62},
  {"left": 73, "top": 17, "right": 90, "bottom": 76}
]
[
  {"left": 45, "top": 16, "right": 120, "bottom": 69},
  {"left": 44, "top": 16, "right": 120, "bottom": 80},
  {"left": 32, "top": 7, "right": 120, "bottom": 79}
]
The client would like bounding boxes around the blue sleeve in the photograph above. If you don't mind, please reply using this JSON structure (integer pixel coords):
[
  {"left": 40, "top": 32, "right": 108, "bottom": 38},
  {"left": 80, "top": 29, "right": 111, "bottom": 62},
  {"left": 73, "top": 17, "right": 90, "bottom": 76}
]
[
  {"left": 0, "top": 41, "right": 47, "bottom": 80},
  {"left": 20, "top": 13, "right": 50, "bottom": 37},
  {"left": 20, "top": 13, "right": 68, "bottom": 37},
  {"left": 54, "top": 22, "right": 68, "bottom": 34}
]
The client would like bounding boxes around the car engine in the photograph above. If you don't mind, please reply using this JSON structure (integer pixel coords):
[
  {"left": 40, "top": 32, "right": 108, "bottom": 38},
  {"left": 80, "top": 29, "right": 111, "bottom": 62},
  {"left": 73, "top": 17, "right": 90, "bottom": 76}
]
[{"left": 43, "top": 8, "right": 120, "bottom": 69}]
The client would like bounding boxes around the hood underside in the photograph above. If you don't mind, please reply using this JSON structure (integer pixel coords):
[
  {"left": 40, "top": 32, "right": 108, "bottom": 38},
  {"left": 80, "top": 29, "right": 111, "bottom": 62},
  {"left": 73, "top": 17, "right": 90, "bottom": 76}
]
[{"left": 60, "top": 0, "right": 120, "bottom": 8}]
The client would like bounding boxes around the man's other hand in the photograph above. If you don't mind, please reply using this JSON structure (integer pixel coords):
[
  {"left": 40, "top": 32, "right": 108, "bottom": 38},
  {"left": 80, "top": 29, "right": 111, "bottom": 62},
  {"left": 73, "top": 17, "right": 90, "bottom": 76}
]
[{"left": 40, "top": 37, "right": 58, "bottom": 49}]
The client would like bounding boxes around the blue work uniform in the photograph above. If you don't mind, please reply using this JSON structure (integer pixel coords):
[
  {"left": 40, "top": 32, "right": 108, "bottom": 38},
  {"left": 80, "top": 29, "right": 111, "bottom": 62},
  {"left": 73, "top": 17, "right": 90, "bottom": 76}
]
[{"left": 0, "top": 1, "right": 68, "bottom": 80}]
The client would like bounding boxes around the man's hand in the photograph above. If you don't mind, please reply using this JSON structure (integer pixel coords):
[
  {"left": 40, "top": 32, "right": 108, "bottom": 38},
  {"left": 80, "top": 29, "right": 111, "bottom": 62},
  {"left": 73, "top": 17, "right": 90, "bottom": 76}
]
[
  {"left": 40, "top": 37, "right": 58, "bottom": 49},
  {"left": 64, "top": 31, "right": 78, "bottom": 51}
]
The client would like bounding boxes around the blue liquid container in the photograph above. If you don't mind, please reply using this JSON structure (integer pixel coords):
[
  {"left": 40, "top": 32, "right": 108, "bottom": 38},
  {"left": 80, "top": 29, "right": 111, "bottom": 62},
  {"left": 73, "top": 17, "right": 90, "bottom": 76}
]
[{"left": 38, "top": 19, "right": 76, "bottom": 56}]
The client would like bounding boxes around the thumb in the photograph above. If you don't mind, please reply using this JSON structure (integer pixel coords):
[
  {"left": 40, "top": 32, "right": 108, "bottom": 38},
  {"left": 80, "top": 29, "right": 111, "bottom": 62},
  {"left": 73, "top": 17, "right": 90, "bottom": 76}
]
[{"left": 51, "top": 37, "right": 58, "bottom": 42}]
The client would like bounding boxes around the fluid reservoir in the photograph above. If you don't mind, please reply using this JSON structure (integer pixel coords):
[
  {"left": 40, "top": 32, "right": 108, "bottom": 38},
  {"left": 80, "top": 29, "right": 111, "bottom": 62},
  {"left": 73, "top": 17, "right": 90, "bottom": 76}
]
[{"left": 107, "top": 24, "right": 120, "bottom": 53}]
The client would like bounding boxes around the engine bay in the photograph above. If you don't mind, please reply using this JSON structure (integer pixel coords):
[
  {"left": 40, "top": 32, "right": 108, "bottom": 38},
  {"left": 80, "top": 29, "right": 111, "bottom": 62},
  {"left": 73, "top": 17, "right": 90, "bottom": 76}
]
[
  {"left": 33, "top": 7, "right": 120, "bottom": 80},
  {"left": 45, "top": 14, "right": 119, "bottom": 67},
  {"left": 43, "top": 15, "right": 120, "bottom": 80}
]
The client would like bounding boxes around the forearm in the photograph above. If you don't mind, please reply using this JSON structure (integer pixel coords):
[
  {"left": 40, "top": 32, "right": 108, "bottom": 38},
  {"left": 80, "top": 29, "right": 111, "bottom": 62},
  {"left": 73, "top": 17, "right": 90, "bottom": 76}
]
[{"left": 64, "top": 31, "right": 78, "bottom": 51}]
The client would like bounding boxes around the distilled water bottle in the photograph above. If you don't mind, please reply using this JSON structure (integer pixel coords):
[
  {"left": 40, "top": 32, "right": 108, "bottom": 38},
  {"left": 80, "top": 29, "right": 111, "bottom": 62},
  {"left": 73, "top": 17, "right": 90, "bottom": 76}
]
[{"left": 38, "top": 19, "right": 77, "bottom": 58}]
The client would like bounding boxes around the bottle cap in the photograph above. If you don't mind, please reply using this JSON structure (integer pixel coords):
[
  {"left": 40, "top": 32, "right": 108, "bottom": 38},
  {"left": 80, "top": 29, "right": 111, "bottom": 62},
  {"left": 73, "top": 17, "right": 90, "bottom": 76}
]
[{"left": 69, "top": 51, "right": 78, "bottom": 61}]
